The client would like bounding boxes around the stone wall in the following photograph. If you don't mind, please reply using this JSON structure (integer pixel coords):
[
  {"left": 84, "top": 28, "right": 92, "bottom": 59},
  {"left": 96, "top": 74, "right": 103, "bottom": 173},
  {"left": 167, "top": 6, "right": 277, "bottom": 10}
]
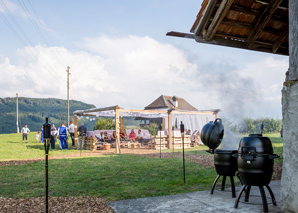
[{"left": 281, "top": 83, "right": 298, "bottom": 212}]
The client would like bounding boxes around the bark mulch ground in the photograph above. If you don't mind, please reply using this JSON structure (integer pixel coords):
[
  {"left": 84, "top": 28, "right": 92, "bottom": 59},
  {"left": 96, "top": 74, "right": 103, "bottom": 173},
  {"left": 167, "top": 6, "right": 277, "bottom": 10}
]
[
  {"left": 0, "top": 196, "right": 114, "bottom": 213},
  {"left": 0, "top": 148, "right": 282, "bottom": 212}
]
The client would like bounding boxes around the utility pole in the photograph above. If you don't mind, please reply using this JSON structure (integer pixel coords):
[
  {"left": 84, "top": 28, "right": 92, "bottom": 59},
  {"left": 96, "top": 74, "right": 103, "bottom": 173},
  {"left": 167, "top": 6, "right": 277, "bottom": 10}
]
[
  {"left": 16, "top": 93, "right": 19, "bottom": 133},
  {"left": 66, "top": 66, "right": 70, "bottom": 126}
]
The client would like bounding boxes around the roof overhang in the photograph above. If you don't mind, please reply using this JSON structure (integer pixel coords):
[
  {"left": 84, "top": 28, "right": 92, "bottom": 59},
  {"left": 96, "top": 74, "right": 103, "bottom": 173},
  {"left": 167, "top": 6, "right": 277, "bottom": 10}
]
[{"left": 167, "top": 0, "right": 289, "bottom": 56}]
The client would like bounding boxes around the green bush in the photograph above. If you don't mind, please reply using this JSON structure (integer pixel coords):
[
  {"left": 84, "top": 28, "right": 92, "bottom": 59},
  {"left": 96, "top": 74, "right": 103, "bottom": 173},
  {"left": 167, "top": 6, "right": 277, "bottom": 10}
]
[
  {"left": 94, "top": 118, "right": 115, "bottom": 130},
  {"left": 143, "top": 122, "right": 159, "bottom": 136}
]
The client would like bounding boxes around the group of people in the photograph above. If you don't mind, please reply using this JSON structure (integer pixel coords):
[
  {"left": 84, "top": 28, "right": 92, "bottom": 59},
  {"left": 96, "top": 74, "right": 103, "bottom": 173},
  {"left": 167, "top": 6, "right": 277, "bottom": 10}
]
[
  {"left": 94, "top": 129, "right": 144, "bottom": 145},
  {"left": 21, "top": 121, "right": 87, "bottom": 151},
  {"left": 128, "top": 129, "right": 144, "bottom": 144}
]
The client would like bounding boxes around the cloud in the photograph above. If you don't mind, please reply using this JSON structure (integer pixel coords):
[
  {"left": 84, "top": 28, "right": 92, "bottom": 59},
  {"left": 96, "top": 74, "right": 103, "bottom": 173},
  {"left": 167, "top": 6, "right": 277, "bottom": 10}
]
[
  {"left": 0, "top": 0, "right": 17, "bottom": 14},
  {"left": 0, "top": 35, "right": 289, "bottom": 120}
]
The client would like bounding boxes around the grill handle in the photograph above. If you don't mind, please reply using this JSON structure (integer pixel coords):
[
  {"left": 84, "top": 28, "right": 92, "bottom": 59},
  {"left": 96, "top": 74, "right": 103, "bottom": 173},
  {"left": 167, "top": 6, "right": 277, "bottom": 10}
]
[
  {"left": 269, "top": 154, "right": 280, "bottom": 159},
  {"left": 232, "top": 153, "right": 238, "bottom": 158},
  {"left": 241, "top": 146, "right": 257, "bottom": 163}
]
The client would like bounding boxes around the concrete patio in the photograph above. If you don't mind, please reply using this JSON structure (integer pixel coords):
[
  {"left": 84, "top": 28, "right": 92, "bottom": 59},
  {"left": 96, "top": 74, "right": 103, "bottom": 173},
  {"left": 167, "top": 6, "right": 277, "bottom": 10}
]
[{"left": 109, "top": 180, "right": 281, "bottom": 213}]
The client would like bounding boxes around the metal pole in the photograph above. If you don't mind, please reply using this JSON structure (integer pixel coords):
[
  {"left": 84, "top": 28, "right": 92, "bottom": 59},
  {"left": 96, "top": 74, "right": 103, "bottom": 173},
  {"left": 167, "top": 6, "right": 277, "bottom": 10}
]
[
  {"left": 44, "top": 139, "right": 50, "bottom": 213},
  {"left": 66, "top": 66, "right": 70, "bottom": 126},
  {"left": 43, "top": 117, "right": 51, "bottom": 213},
  {"left": 159, "top": 124, "right": 162, "bottom": 158},
  {"left": 180, "top": 121, "right": 185, "bottom": 183},
  {"left": 16, "top": 93, "right": 19, "bottom": 133}
]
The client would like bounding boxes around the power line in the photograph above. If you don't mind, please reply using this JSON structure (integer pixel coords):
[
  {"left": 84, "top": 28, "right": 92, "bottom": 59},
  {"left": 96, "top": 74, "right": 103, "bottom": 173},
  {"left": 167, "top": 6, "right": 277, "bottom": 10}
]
[
  {"left": 19, "top": 0, "right": 67, "bottom": 66},
  {"left": 0, "top": 0, "right": 64, "bottom": 84}
]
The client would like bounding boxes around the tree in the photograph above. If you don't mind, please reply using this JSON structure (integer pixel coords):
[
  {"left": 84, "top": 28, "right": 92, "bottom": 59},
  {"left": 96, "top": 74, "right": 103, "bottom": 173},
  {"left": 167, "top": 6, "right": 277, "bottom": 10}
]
[
  {"left": 94, "top": 118, "right": 114, "bottom": 130},
  {"left": 143, "top": 122, "right": 159, "bottom": 137}
]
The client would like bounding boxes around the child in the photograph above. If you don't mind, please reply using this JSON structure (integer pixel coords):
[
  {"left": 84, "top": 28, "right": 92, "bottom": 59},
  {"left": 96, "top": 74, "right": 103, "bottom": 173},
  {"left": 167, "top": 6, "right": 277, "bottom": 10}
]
[{"left": 36, "top": 131, "right": 40, "bottom": 143}]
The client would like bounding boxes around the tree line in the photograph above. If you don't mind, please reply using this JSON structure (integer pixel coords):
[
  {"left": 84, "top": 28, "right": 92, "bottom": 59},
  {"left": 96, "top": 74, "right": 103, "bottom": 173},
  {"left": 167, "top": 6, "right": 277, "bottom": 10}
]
[{"left": 223, "top": 117, "right": 282, "bottom": 134}]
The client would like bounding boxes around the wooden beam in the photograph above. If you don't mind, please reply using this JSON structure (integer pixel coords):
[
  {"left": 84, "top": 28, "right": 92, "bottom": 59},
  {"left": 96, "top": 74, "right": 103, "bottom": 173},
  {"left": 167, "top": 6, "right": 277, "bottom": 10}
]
[
  {"left": 115, "top": 106, "right": 120, "bottom": 154},
  {"left": 73, "top": 106, "right": 118, "bottom": 116},
  {"left": 272, "top": 24, "right": 289, "bottom": 53},
  {"left": 168, "top": 111, "right": 173, "bottom": 150},
  {"left": 118, "top": 109, "right": 168, "bottom": 114},
  {"left": 220, "top": 18, "right": 285, "bottom": 35},
  {"left": 171, "top": 110, "right": 216, "bottom": 115},
  {"left": 204, "top": 0, "right": 234, "bottom": 41},
  {"left": 166, "top": 31, "right": 194, "bottom": 39},
  {"left": 191, "top": 0, "right": 217, "bottom": 36},
  {"left": 246, "top": 0, "right": 283, "bottom": 49},
  {"left": 246, "top": 0, "right": 288, "bottom": 10},
  {"left": 194, "top": 35, "right": 288, "bottom": 55}
]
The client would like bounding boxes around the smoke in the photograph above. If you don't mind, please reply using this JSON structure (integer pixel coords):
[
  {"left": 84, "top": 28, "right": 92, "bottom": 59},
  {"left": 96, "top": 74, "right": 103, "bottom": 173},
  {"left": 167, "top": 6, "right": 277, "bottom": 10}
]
[
  {"left": 200, "top": 70, "right": 261, "bottom": 123},
  {"left": 197, "top": 63, "right": 263, "bottom": 149},
  {"left": 219, "top": 129, "right": 242, "bottom": 150}
]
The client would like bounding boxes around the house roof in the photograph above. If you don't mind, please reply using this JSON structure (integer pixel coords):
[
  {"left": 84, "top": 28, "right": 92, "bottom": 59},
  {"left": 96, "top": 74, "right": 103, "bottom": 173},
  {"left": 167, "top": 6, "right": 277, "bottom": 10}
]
[
  {"left": 167, "top": 0, "right": 289, "bottom": 56},
  {"left": 144, "top": 95, "right": 198, "bottom": 111}
]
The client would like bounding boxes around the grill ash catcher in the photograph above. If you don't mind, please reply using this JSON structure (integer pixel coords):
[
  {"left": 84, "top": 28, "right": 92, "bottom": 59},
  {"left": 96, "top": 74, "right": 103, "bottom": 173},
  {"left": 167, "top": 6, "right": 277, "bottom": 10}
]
[
  {"left": 201, "top": 119, "right": 280, "bottom": 212},
  {"left": 43, "top": 117, "right": 51, "bottom": 213}
]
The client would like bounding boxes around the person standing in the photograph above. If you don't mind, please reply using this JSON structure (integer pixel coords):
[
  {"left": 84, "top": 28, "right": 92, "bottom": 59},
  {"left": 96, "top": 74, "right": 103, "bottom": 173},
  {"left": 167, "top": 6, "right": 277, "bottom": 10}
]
[
  {"left": 68, "top": 121, "right": 75, "bottom": 146},
  {"left": 35, "top": 131, "right": 40, "bottom": 143},
  {"left": 21, "top": 124, "right": 30, "bottom": 143},
  {"left": 40, "top": 126, "right": 44, "bottom": 143},
  {"left": 58, "top": 122, "right": 68, "bottom": 150},
  {"left": 77, "top": 123, "right": 87, "bottom": 150},
  {"left": 50, "top": 126, "right": 58, "bottom": 149}
]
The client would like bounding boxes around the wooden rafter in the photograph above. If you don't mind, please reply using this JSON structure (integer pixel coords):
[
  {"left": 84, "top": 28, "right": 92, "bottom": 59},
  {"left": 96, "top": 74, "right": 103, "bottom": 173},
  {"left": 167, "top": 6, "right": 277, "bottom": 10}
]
[
  {"left": 246, "top": 0, "right": 288, "bottom": 10},
  {"left": 246, "top": 0, "right": 283, "bottom": 49},
  {"left": 272, "top": 23, "right": 289, "bottom": 53},
  {"left": 204, "top": 0, "right": 234, "bottom": 41}
]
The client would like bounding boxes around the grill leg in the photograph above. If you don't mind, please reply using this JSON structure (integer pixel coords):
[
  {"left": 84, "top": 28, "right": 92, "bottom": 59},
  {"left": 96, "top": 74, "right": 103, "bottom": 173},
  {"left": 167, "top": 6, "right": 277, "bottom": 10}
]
[
  {"left": 211, "top": 175, "right": 221, "bottom": 195},
  {"left": 236, "top": 174, "right": 244, "bottom": 185},
  {"left": 234, "top": 184, "right": 247, "bottom": 209},
  {"left": 259, "top": 186, "right": 269, "bottom": 213},
  {"left": 245, "top": 185, "right": 251, "bottom": 202},
  {"left": 230, "top": 176, "right": 236, "bottom": 198},
  {"left": 265, "top": 185, "right": 277, "bottom": 206},
  {"left": 221, "top": 176, "right": 226, "bottom": 191}
]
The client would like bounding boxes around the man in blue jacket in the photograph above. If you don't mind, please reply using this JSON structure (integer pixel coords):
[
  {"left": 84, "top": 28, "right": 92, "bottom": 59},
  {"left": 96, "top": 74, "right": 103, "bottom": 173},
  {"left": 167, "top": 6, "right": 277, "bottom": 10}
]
[{"left": 58, "top": 122, "right": 68, "bottom": 150}]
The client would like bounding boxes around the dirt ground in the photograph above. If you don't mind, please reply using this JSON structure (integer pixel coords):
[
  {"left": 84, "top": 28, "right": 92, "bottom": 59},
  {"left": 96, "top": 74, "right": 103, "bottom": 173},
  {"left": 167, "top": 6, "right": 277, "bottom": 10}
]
[{"left": 0, "top": 148, "right": 282, "bottom": 212}]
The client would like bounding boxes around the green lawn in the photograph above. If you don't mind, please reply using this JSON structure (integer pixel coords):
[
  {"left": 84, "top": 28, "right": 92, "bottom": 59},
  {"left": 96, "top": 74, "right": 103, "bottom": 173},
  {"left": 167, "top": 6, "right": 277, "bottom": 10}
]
[
  {"left": 0, "top": 132, "right": 283, "bottom": 200},
  {"left": 0, "top": 132, "right": 86, "bottom": 161}
]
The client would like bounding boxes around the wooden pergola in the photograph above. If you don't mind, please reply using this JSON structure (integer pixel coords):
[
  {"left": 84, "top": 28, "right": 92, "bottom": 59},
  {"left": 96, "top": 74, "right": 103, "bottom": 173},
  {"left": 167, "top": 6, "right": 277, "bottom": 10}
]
[{"left": 73, "top": 105, "right": 220, "bottom": 154}]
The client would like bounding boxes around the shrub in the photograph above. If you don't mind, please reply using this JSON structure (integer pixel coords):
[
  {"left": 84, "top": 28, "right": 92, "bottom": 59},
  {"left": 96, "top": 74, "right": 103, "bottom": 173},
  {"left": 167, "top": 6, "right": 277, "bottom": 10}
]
[
  {"left": 94, "top": 118, "right": 114, "bottom": 130},
  {"left": 143, "top": 122, "right": 159, "bottom": 137}
]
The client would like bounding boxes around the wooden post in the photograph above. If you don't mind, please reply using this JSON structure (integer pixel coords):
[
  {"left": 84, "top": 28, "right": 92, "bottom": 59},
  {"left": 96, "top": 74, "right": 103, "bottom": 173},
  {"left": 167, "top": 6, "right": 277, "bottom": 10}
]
[
  {"left": 215, "top": 112, "right": 219, "bottom": 118},
  {"left": 162, "top": 118, "right": 166, "bottom": 130},
  {"left": 115, "top": 106, "right": 120, "bottom": 154},
  {"left": 74, "top": 115, "right": 78, "bottom": 148},
  {"left": 168, "top": 110, "right": 173, "bottom": 150}
]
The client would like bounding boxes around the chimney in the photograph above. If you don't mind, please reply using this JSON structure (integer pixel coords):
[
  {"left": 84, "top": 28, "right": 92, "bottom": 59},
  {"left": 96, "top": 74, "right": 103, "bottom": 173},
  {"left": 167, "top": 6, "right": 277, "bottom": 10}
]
[{"left": 172, "top": 96, "right": 178, "bottom": 108}]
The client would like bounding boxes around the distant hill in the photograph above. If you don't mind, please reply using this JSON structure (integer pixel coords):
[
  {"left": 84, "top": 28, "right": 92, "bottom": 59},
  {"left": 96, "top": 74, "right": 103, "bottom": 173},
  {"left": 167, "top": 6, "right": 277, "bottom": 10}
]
[{"left": 0, "top": 97, "right": 96, "bottom": 134}]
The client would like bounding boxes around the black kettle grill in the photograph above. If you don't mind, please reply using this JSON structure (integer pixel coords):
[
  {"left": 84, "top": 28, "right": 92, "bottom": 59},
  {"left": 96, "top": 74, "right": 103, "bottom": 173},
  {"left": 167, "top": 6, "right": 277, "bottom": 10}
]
[
  {"left": 201, "top": 118, "right": 224, "bottom": 153},
  {"left": 234, "top": 134, "right": 280, "bottom": 213},
  {"left": 201, "top": 118, "right": 240, "bottom": 198}
]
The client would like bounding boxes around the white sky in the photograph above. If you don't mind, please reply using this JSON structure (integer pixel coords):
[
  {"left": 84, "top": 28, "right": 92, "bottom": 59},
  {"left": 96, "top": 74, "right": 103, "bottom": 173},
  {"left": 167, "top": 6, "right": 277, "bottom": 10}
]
[{"left": 0, "top": 0, "right": 288, "bottom": 120}]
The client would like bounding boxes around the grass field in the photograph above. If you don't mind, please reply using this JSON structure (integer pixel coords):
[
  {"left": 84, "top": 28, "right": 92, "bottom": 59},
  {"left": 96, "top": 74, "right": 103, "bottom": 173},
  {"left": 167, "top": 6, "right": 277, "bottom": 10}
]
[
  {"left": 0, "top": 132, "right": 283, "bottom": 200},
  {"left": 0, "top": 132, "right": 85, "bottom": 161}
]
